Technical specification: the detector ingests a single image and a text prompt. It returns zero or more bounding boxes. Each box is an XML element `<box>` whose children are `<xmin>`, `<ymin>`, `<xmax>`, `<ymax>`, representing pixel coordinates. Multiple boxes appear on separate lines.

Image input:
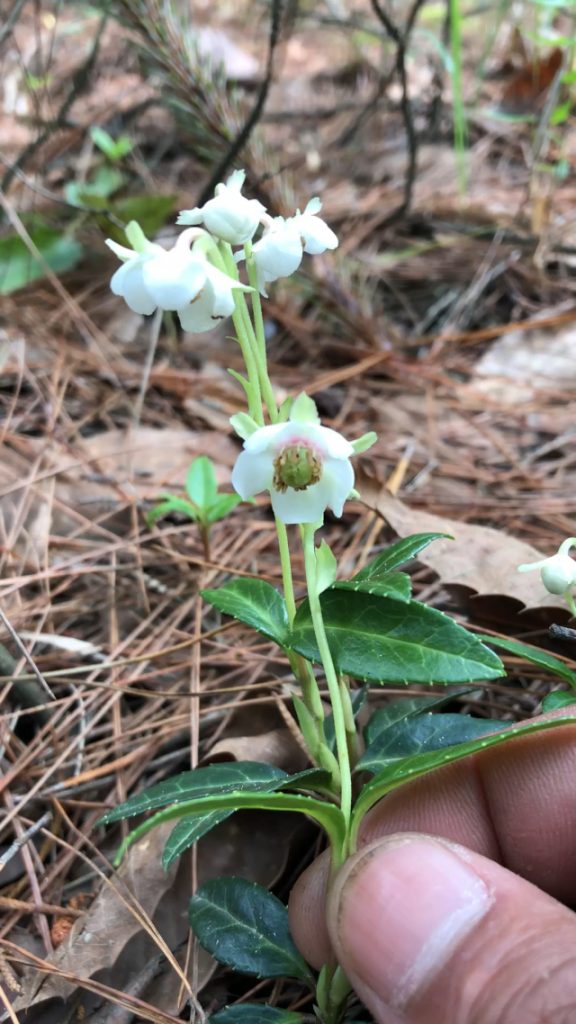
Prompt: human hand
<box><xmin>289</xmin><ymin>713</ymin><xmax>576</xmax><ymax>1023</ymax></box>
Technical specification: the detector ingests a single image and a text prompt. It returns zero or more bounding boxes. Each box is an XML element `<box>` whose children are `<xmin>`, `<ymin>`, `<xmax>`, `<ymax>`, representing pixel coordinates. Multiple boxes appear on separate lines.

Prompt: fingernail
<box><xmin>331</xmin><ymin>835</ymin><xmax>492</xmax><ymax>1014</ymax></box>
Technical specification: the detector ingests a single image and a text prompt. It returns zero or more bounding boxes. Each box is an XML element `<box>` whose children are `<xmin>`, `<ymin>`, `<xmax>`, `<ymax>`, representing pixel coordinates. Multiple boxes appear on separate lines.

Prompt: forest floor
<box><xmin>1</xmin><ymin>1</ymin><xmax>576</xmax><ymax>1021</ymax></box>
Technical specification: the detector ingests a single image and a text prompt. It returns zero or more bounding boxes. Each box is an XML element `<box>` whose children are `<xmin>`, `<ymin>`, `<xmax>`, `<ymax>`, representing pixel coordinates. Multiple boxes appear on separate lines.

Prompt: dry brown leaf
<box><xmin>358</xmin><ymin>477</ymin><xmax>565</xmax><ymax>609</ymax></box>
<box><xmin>210</xmin><ymin>727</ymin><xmax>308</xmax><ymax>772</ymax></box>
<box><xmin>474</xmin><ymin>324</ymin><xmax>576</xmax><ymax>391</ymax></box>
<box><xmin>16</xmin><ymin>809</ymin><xmax>302</xmax><ymax>1018</ymax></box>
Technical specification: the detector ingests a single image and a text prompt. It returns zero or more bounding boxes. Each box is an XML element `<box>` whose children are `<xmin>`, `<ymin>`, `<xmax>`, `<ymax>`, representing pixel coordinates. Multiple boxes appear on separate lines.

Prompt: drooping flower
<box><xmin>177</xmin><ymin>170</ymin><xmax>266</xmax><ymax>245</ymax></box>
<box><xmin>518</xmin><ymin>538</ymin><xmax>576</xmax><ymax>595</ymax></box>
<box><xmin>107</xmin><ymin>225</ymin><xmax>209</xmax><ymax>314</ymax></box>
<box><xmin>231</xmin><ymin>393</ymin><xmax>373</xmax><ymax>525</ymax></box>
<box><xmin>249</xmin><ymin>217</ymin><xmax>304</xmax><ymax>296</ymax></box>
<box><xmin>106</xmin><ymin>223</ymin><xmax>247</xmax><ymax>328</ymax></box>
<box><xmin>178</xmin><ymin>263</ymin><xmax>250</xmax><ymax>334</ymax></box>
<box><xmin>289</xmin><ymin>197</ymin><xmax>339</xmax><ymax>255</ymax></box>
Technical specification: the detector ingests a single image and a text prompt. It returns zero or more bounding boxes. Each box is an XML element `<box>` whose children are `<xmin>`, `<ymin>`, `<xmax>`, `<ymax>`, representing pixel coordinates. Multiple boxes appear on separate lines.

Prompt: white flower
<box><xmin>107</xmin><ymin>230</ymin><xmax>208</xmax><ymax>314</ymax></box>
<box><xmin>518</xmin><ymin>538</ymin><xmax>576</xmax><ymax>595</ymax></box>
<box><xmin>289</xmin><ymin>197</ymin><xmax>339</xmax><ymax>255</ymax></box>
<box><xmin>250</xmin><ymin>217</ymin><xmax>304</xmax><ymax>296</ymax></box>
<box><xmin>178</xmin><ymin>263</ymin><xmax>250</xmax><ymax>334</ymax></box>
<box><xmin>177</xmin><ymin>169</ymin><xmax>265</xmax><ymax>245</ymax></box>
<box><xmin>231</xmin><ymin>393</ymin><xmax>357</xmax><ymax>525</ymax></box>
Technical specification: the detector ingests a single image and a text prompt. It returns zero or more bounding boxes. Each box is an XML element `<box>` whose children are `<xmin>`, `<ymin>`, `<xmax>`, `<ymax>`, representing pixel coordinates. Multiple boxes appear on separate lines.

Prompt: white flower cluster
<box><xmin>106</xmin><ymin>170</ymin><xmax>338</xmax><ymax>333</ymax></box>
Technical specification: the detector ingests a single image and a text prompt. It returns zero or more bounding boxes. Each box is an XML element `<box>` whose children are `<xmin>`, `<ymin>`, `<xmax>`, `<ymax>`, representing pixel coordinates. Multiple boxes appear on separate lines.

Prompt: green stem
<box><xmin>339</xmin><ymin>675</ymin><xmax>359</xmax><ymax>770</ymax></box>
<box><xmin>302</xmin><ymin>525</ymin><xmax>352</xmax><ymax>853</ymax></box>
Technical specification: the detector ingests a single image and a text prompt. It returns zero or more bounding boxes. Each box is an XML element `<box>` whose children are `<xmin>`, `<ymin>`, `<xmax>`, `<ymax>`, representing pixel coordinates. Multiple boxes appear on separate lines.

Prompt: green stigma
<box><xmin>273</xmin><ymin>445</ymin><xmax>322</xmax><ymax>492</ymax></box>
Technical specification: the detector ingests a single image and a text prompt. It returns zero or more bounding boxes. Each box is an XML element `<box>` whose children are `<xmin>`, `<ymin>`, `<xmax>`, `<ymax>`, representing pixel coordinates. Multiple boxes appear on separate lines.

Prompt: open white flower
<box><xmin>518</xmin><ymin>538</ymin><xmax>576</xmax><ymax>595</ymax></box>
<box><xmin>177</xmin><ymin>169</ymin><xmax>266</xmax><ymax>245</ymax></box>
<box><xmin>231</xmin><ymin>394</ymin><xmax>361</xmax><ymax>525</ymax></box>
<box><xmin>289</xmin><ymin>197</ymin><xmax>339</xmax><ymax>255</ymax></box>
<box><xmin>249</xmin><ymin>217</ymin><xmax>304</xmax><ymax>296</ymax></box>
<box><xmin>107</xmin><ymin>227</ymin><xmax>210</xmax><ymax>314</ymax></box>
<box><xmin>178</xmin><ymin>263</ymin><xmax>250</xmax><ymax>334</ymax></box>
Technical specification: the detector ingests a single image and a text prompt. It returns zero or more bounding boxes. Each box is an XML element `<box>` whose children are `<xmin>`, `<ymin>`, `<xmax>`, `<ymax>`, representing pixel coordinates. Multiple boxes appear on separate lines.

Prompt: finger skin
<box><xmin>327</xmin><ymin>835</ymin><xmax>576</xmax><ymax>1024</ymax></box>
<box><xmin>288</xmin><ymin>718</ymin><xmax>576</xmax><ymax>968</ymax></box>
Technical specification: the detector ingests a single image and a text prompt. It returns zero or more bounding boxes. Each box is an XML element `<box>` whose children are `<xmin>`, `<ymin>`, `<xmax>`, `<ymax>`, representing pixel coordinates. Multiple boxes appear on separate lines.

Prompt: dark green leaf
<box><xmin>186</xmin><ymin>456</ymin><xmax>218</xmax><ymax>509</ymax></box>
<box><xmin>202</xmin><ymin>579</ymin><xmax>289</xmax><ymax>645</ymax></box>
<box><xmin>211</xmin><ymin>1006</ymin><xmax>302</xmax><ymax>1023</ymax></box>
<box><xmin>189</xmin><ymin>877</ymin><xmax>312</xmax><ymax>981</ymax></box>
<box><xmin>354</xmin><ymin>533</ymin><xmax>450</xmax><ymax>579</ymax></box>
<box><xmin>206</xmin><ymin>494</ymin><xmax>244</xmax><ymax>523</ymax></box>
<box><xmin>485</xmin><ymin>635</ymin><xmax>576</xmax><ymax>688</ymax></box>
<box><xmin>0</xmin><ymin>228</ymin><xmax>84</xmax><ymax>294</ymax></box>
<box><xmin>146</xmin><ymin>496</ymin><xmax>198</xmax><ymax>526</ymax></box>
<box><xmin>163</xmin><ymin>811</ymin><xmax>231</xmax><ymax>867</ymax></box>
<box><xmin>112</xmin><ymin>791</ymin><xmax>346</xmax><ymax>865</ymax></box>
<box><xmin>363</xmin><ymin>689</ymin><xmax>473</xmax><ymax>746</ymax></box>
<box><xmin>99</xmin><ymin>762</ymin><xmax>289</xmax><ymax>824</ymax></box>
<box><xmin>351</xmin><ymin>715</ymin><xmax>576</xmax><ymax>843</ymax></box>
<box><xmin>358</xmin><ymin>713</ymin><xmax>504</xmax><ymax>773</ymax></box>
<box><xmin>290</xmin><ymin>591</ymin><xmax>504</xmax><ymax>685</ymax></box>
<box><xmin>332</xmin><ymin>571</ymin><xmax>411</xmax><ymax>602</ymax></box>
<box><xmin>542</xmin><ymin>691</ymin><xmax>576</xmax><ymax>711</ymax></box>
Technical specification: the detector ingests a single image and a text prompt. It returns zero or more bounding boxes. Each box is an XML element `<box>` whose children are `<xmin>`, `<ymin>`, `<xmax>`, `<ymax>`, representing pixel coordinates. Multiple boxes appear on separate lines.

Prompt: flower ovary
<box><xmin>273</xmin><ymin>445</ymin><xmax>322</xmax><ymax>492</ymax></box>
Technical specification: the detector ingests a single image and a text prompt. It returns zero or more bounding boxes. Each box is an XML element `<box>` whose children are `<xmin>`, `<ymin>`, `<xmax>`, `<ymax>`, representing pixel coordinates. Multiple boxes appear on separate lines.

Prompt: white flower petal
<box><xmin>243</xmin><ymin>423</ymin><xmax>288</xmax><ymax>454</ymax></box>
<box><xmin>176</xmin><ymin>208</ymin><xmax>204</xmax><ymax>226</ymax></box>
<box><xmin>111</xmin><ymin>261</ymin><xmax>157</xmax><ymax>315</ymax></box>
<box><xmin>271</xmin><ymin>478</ymin><xmax>332</xmax><ymax>525</ymax></box>
<box><xmin>252</xmin><ymin>225</ymin><xmax>303</xmax><ymax>296</ymax></box>
<box><xmin>315</xmin><ymin>425</ymin><xmax>355</xmax><ymax>458</ymax></box>
<box><xmin>142</xmin><ymin>249</ymin><xmax>206</xmax><ymax>311</ymax></box>
<box><xmin>231</xmin><ymin>450</ymin><xmax>273</xmax><ymax>499</ymax></box>
<box><xmin>322</xmin><ymin>458</ymin><xmax>355</xmax><ymax>517</ymax></box>
<box><xmin>293</xmin><ymin>213</ymin><xmax>339</xmax><ymax>254</ymax></box>
<box><xmin>106</xmin><ymin>239</ymin><xmax>136</xmax><ymax>261</ymax></box>
<box><xmin>178</xmin><ymin>290</ymin><xmax>222</xmax><ymax>333</ymax></box>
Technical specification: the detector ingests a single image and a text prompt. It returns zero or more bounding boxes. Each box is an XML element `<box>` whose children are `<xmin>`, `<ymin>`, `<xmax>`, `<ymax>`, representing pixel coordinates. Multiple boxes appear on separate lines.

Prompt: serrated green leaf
<box><xmin>206</xmin><ymin>494</ymin><xmax>243</xmax><ymax>523</ymax></box>
<box><xmin>485</xmin><ymin>635</ymin><xmax>576</xmax><ymax>688</ymax></box>
<box><xmin>163</xmin><ymin>811</ymin><xmax>231</xmax><ymax>867</ymax></box>
<box><xmin>189</xmin><ymin>877</ymin><xmax>313</xmax><ymax>981</ymax></box>
<box><xmin>146</xmin><ymin>496</ymin><xmax>198</xmax><ymax>526</ymax></box>
<box><xmin>99</xmin><ymin>762</ymin><xmax>289</xmax><ymax>825</ymax></box>
<box><xmin>351</xmin><ymin>715</ymin><xmax>576</xmax><ymax>844</ymax></box>
<box><xmin>0</xmin><ymin>228</ymin><xmax>84</xmax><ymax>294</ymax></box>
<box><xmin>354</xmin><ymin>533</ymin><xmax>450</xmax><ymax>579</ymax></box>
<box><xmin>289</xmin><ymin>591</ymin><xmax>504</xmax><ymax>685</ymax></box>
<box><xmin>332</xmin><ymin>571</ymin><xmax>411</xmax><ymax>602</ymax></box>
<box><xmin>186</xmin><ymin>456</ymin><xmax>218</xmax><ymax>509</ymax></box>
<box><xmin>363</xmin><ymin>689</ymin><xmax>473</xmax><ymax>746</ymax></box>
<box><xmin>358</xmin><ymin>712</ymin><xmax>504</xmax><ymax>773</ymax></box>
<box><xmin>542</xmin><ymin>691</ymin><xmax>576</xmax><ymax>711</ymax></box>
<box><xmin>202</xmin><ymin>579</ymin><xmax>289</xmax><ymax>645</ymax></box>
<box><xmin>211</xmin><ymin>1005</ymin><xmax>303</xmax><ymax>1023</ymax></box>
<box><xmin>111</xmin><ymin>791</ymin><xmax>346</xmax><ymax>865</ymax></box>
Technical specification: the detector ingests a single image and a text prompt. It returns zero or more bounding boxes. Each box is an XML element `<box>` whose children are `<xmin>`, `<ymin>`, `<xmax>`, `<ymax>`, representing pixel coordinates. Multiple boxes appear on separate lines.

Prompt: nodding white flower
<box><xmin>178</xmin><ymin>263</ymin><xmax>250</xmax><ymax>334</ymax></box>
<box><xmin>249</xmin><ymin>217</ymin><xmax>304</xmax><ymax>296</ymax></box>
<box><xmin>232</xmin><ymin>393</ymin><xmax>364</xmax><ymax>525</ymax></box>
<box><xmin>518</xmin><ymin>538</ymin><xmax>576</xmax><ymax>595</ymax></box>
<box><xmin>107</xmin><ymin>223</ymin><xmax>246</xmax><ymax>325</ymax></box>
<box><xmin>107</xmin><ymin>227</ymin><xmax>210</xmax><ymax>314</ymax></box>
<box><xmin>289</xmin><ymin>197</ymin><xmax>339</xmax><ymax>255</ymax></box>
<box><xmin>177</xmin><ymin>169</ymin><xmax>266</xmax><ymax>245</ymax></box>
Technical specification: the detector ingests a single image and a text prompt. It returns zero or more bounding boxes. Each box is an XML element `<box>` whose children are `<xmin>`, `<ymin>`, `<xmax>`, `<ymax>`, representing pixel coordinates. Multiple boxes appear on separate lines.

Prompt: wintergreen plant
<box><xmin>100</xmin><ymin>171</ymin><xmax>576</xmax><ymax>1024</ymax></box>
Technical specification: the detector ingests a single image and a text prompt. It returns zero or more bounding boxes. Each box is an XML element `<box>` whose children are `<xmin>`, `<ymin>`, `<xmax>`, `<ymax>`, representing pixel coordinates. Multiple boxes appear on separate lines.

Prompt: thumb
<box><xmin>327</xmin><ymin>834</ymin><xmax>576</xmax><ymax>1024</ymax></box>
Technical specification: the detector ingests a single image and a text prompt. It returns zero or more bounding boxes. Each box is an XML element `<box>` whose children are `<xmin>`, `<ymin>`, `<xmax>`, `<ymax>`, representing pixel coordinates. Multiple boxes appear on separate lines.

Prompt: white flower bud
<box><xmin>177</xmin><ymin>170</ymin><xmax>266</xmax><ymax>245</ymax></box>
<box><xmin>518</xmin><ymin>538</ymin><xmax>576</xmax><ymax>595</ymax></box>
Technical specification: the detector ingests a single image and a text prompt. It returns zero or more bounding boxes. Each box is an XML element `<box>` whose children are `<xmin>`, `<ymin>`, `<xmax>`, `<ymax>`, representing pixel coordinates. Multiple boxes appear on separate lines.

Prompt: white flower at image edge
<box><xmin>177</xmin><ymin>169</ymin><xmax>266</xmax><ymax>245</ymax></box>
<box><xmin>231</xmin><ymin>397</ymin><xmax>355</xmax><ymax>525</ymax></box>
<box><xmin>518</xmin><ymin>537</ymin><xmax>576</xmax><ymax>595</ymax></box>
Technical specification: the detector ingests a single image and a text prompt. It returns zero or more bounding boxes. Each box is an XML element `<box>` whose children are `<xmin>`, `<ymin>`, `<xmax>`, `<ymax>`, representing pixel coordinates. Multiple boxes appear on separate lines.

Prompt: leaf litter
<box><xmin>2</xmin><ymin>0</ymin><xmax>576</xmax><ymax>1019</ymax></box>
